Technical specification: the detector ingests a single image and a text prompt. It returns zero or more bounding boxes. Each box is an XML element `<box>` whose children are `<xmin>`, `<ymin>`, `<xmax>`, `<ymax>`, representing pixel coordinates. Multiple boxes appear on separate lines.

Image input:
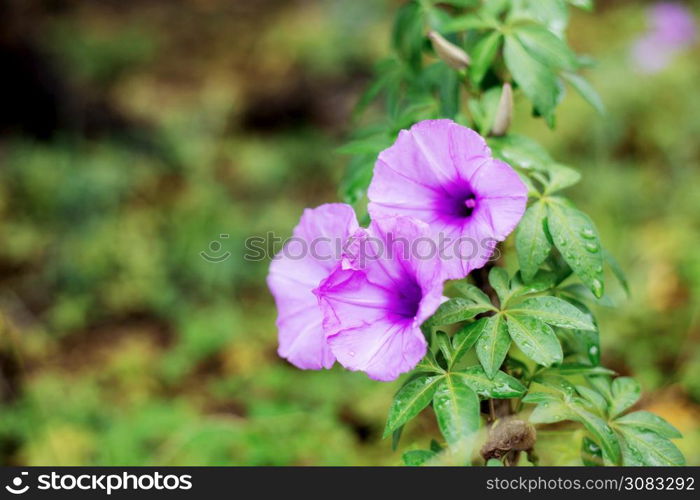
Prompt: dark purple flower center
<box><xmin>434</xmin><ymin>185</ymin><xmax>479</xmax><ymax>220</ymax></box>
<box><xmin>390</xmin><ymin>278</ymin><xmax>423</xmax><ymax>320</ymax></box>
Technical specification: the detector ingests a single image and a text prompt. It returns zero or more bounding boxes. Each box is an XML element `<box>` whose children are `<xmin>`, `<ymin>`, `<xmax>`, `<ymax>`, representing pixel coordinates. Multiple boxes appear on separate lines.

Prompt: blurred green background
<box><xmin>0</xmin><ymin>0</ymin><xmax>698</xmax><ymax>465</ymax></box>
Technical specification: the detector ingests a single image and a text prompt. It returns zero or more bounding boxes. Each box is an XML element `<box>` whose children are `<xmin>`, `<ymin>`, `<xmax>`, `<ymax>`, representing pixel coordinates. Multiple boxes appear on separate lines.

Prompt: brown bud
<box><xmin>491</xmin><ymin>83</ymin><xmax>513</xmax><ymax>137</ymax></box>
<box><xmin>428</xmin><ymin>31</ymin><xmax>470</xmax><ymax>70</ymax></box>
<box><xmin>480</xmin><ymin>417</ymin><xmax>537</xmax><ymax>461</ymax></box>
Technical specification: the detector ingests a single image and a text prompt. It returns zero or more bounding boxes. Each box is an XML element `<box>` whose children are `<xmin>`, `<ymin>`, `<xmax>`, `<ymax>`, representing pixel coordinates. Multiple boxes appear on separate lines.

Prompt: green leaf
<box><xmin>534</xmin><ymin>373</ymin><xmax>576</xmax><ymax>395</ymax></box>
<box><xmin>433</xmin><ymin>374</ymin><xmax>481</xmax><ymax>446</ymax></box>
<box><xmin>392</xmin><ymin>426</ymin><xmax>404</xmax><ymax>451</ymax></box>
<box><xmin>442</xmin><ymin>14</ymin><xmax>495</xmax><ymax>34</ymax></box>
<box><xmin>504</xmin><ymin>34</ymin><xmax>559</xmax><ymax>124</ymax></box>
<box><xmin>610</xmin><ymin>377</ymin><xmax>641</xmax><ymax>418</ymax></box>
<box><xmin>544</xmin><ymin>163</ymin><xmax>581</xmax><ymax>193</ymax></box>
<box><xmin>509</xmin><ymin>296</ymin><xmax>596</xmax><ymax>330</ymax></box>
<box><xmin>506</xmin><ymin>313</ymin><xmax>563</xmax><ymax>366</ymax></box>
<box><xmin>415</xmin><ymin>350</ymin><xmax>445</xmax><ymax>374</ymax></box>
<box><xmin>581</xmin><ymin>436</ymin><xmax>604</xmax><ymax>466</ymax></box>
<box><xmin>575</xmin><ymin>385</ymin><xmax>609</xmax><ymax>416</ymax></box>
<box><xmin>555</xmin><ymin>363</ymin><xmax>615</xmax><ymax>376</ymax></box>
<box><xmin>522</xmin><ymin>391</ymin><xmax>561</xmax><ymax>404</ymax></box>
<box><xmin>514</xmin><ymin>23</ymin><xmax>578</xmax><ymax>71</ymax></box>
<box><xmin>569</xmin><ymin>405</ymin><xmax>621</xmax><ymax>465</ymax></box>
<box><xmin>488</xmin><ymin>134</ymin><xmax>553</xmax><ymax>170</ymax></box>
<box><xmin>616</xmin><ymin>427</ymin><xmax>685</xmax><ymax>466</ymax></box>
<box><xmin>435</xmin><ymin>330</ymin><xmax>454</xmax><ymax>367</ymax></box>
<box><xmin>568</xmin><ymin>0</ymin><xmax>593</xmax><ymax>11</ymax></box>
<box><xmin>383</xmin><ymin>375</ymin><xmax>443</xmax><ymax>437</ymax></box>
<box><xmin>614</xmin><ymin>411</ymin><xmax>682</xmax><ymax>439</ymax></box>
<box><xmin>510</xmin><ymin>270</ymin><xmax>557</xmax><ymax>298</ymax></box>
<box><xmin>486</xmin><ymin>458</ymin><xmax>504</xmax><ymax>466</ymax></box>
<box><xmin>488</xmin><ymin>267</ymin><xmax>510</xmax><ymax>305</ymax></box>
<box><xmin>546</xmin><ymin>199</ymin><xmax>605</xmax><ymax>298</ymax></box>
<box><xmin>529</xmin><ymin>399</ymin><xmax>575</xmax><ymax>424</ymax></box>
<box><xmin>515</xmin><ymin>202</ymin><xmax>552</xmax><ymax>282</ymax></box>
<box><xmin>603</xmin><ymin>249</ymin><xmax>630</xmax><ymax>296</ymax></box>
<box><xmin>455</xmin><ymin>366</ymin><xmax>527</xmax><ymax>398</ymax></box>
<box><xmin>453</xmin><ymin>282</ymin><xmax>493</xmax><ymax>306</ymax></box>
<box><xmin>392</xmin><ymin>1</ymin><xmax>426</xmax><ymax>70</ymax></box>
<box><xmin>470</xmin><ymin>31</ymin><xmax>503</xmax><ymax>85</ymax></box>
<box><xmin>402</xmin><ymin>449</ymin><xmax>436</xmax><ymax>466</ymax></box>
<box><xmin>476</xmin><ymin>314</ymin><xmax>511</xmax><ymax>379</ymax></box>
<box><xmin>562</xmin><ymin>72</ymin><xmax>605</xmax><ymax>115</ymax></box>
<box><xmin>451</xmin><ymin>318</ymin><xmax>488</xmax><ymax>366</ymax></box>
<box><xmin>427</xmin><ymin>298</ymin><xmax>494</xmax><ymax>326</ymax></box>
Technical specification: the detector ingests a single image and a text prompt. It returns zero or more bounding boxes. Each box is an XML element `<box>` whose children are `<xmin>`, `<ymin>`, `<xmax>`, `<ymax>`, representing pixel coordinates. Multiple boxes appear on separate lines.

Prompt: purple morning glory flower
<box><xmin>367</xmin><ymin>119</ymin><xmax>527</xmax><ymax>280</ymax></box>
<box><xmin>317</xmin><ymin>216</ymin><xmax>445</xmax><ymax>381</ymax></box>
<box><xmin>632</xmin><ymin>2</ymin><xmax>696</xmax><ymax>73</ymax></box>
<box><xmin>267</xmin><ymin>203</ymin><xmax>359</xmax><ymax>370</ymax></box>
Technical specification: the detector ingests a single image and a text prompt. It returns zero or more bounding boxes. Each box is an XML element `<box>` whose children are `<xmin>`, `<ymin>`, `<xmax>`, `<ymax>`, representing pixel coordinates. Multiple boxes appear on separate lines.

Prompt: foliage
<box><xmin>340</xmin><ymin>0</ymin><xmax>685</xmax><ymax>466</ymax></box>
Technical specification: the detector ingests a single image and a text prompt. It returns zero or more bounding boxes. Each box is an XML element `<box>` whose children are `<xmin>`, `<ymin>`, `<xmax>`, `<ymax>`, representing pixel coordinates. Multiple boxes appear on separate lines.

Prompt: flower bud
<box><xmin>428</xmin><ymin>30</ymin><xmax>470</xmax><ymax>70</ymax></box>
<box><xmin>491</xmin><ymin>83</ymin><xmax>513</xmax><ymax>137</ymax></box>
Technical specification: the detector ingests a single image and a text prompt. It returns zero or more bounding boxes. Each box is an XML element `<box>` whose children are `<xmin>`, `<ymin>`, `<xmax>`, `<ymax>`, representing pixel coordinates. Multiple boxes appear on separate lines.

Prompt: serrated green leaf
<box><xmin>383</xmin><ymin>375</ymin><xmax>443</xmax><ymax>437</ymax></box>
<box><xmin>610</xmin><ymin>377</ymin><xmax>641</xmax><ymax>418</ymax></box>
<box><xmin>433</xmin><ymin>374</ymin><xmax>481</xmax><ymax>446</ymax></box>
<box><xmin>451</xmin><ymin>318</ymin><xmax>488</xmax><ymax>367</ymax></box>
<box><xmin>614</xmin><ymin>411</ymin><xmax>682</xmax><ymax>439</ymax></box>
<box><xmin>562</xmin><ymin>72</ymin><xmax>605</xmax><ymax>115</ymax></box>
<box><xmin>488</xmin><ymin>267</ymin><xmax>510</xmax><ymax>304</ymax></box>
<box><xmin>402</xmin><ymin>449</ymin><xmax>436</xmax><ymax>466</ymax></box>
<box><xmin>616</xmin><ymin>427</ymin><xmax>685</xmax><ymax>466</ymax></box>
<box><xmin>509</xmin><ymin>296</ymin><xmax>595</xmax><ymax>330</ymax></box>
<box><xmin>506</xmin><ymin>313</ymin><xmax>563</xmax><ymax>366</ymax></box>
<box><xmin>427</xmin><ymin>298</ymin><xmax>494</xmax><ymax>326</ymax></box>
<box><xmin>504</xmin><ymin>34</ymin><xmax>559</xmax><ymax>124</ymax></box>
<box><xmin>476</xmin><ymin>314</ymin><xmax>511</xmax><ymax>379</ymax></box>
<box><xmin>470</xmin><ymin>31</ymin><xmax>503</xmax><ymax>85</ymax></box>
<box><xmin>455</xmin><ymin>366</ymin><xmax>527</xmax><ymax>398</ymax></box>
<box><xmin>546</xmin><ymin>199</ymin><xmax>605</xmax><ymax>298</ymax></box>
<box><xmin>515</xmin><ymin>202</ymin><xmax>552</xmax><ymax>282</ymax></box>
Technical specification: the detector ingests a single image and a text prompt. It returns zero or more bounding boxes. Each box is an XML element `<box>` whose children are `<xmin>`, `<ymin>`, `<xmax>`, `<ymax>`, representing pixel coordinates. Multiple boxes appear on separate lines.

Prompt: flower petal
<box><xmin>267</xmin><ymin>203</ymin><xmax>359</xmax><ymax>370</ymax></box>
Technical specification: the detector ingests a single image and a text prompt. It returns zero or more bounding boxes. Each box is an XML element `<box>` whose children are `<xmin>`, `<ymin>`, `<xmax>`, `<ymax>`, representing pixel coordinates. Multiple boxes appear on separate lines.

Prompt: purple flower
<box><xmin>649</xmin><ymin>2</ymin><xmax>696</xmax><ymax>47</ymax></box>
<box><xmin>267</xmin><ymin>203</ymin><xmax>359</xmax><ymax>370</ymax></box>
<box><xmin>367</xmin><ymin>119</ymin><xmax>527</xmax><ymax>280</ymax></box>
<box><xmin>317</xmin><ymin>216</ymin><xmax>446</xmax><ymax>381</ymax></box>
<box><xmin>632</xmin><ymin>2</ymin><xmax>696</xmax><ymax>73</ymax></box>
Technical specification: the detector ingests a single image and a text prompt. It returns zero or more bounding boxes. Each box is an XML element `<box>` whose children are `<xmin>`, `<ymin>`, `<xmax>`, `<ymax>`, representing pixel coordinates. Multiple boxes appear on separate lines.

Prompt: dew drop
<box><xmin>585</xmin><ymin>242</ymin><xmax>599</xmax><ymax>253</ymax></box>
<box><xmin>581</xmin><ymin>228</ymin><xmax>596</xmax><ymax>240</ymax></box>
<box><xmin>591</xmin><ymin>279</ymin><xmax>604</xmax><ymax>298</ymax></box>
<box><xmin>589</xmin><ymin>346</ymin><xmax>598</xmax><ymax>356</ymax></box>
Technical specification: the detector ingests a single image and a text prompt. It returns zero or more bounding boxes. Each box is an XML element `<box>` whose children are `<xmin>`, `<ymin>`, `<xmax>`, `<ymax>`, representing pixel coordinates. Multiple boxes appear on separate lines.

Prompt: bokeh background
<box><xmin>0</xmin><ymin>0</ymin><xmax>698</xmax><ymax>465</ymax></box>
